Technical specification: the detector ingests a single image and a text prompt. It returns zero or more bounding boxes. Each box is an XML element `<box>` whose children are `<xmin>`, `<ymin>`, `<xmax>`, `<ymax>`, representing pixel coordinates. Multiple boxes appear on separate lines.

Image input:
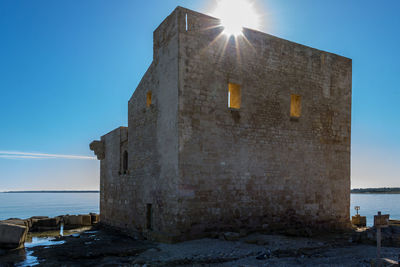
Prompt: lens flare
<box><xmin>211</xmin><ymin>0</ymin><xmax>260</xmax><ymax>36</ymax></box>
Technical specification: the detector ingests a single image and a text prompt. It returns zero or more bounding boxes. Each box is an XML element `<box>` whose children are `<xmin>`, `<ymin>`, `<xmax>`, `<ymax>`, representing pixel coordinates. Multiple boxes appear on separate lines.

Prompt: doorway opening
<box><xmin>146</xmin><ymin>203</ymin><xmax>153</xmax><ymax>230</ymax></box>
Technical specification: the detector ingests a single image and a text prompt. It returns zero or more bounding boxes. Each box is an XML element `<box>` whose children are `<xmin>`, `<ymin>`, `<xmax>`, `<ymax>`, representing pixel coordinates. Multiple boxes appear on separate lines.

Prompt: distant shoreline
<box><xmin>2</xmin><ymin>189</ymin><xmax>399</xmax><ymax>194</ymax></box>
<box><xmin>351</xmin><ymin>188</ymin><xmax>400</xmax><ymax>194</ymax></box>
<box><xmin>1</xmin><ymin>190</ymin><xmax>99</xmax><ymax>193</ymax></box>
<box><xmin>352</xmin><ymin>192</ymin><xmax>400</xmax><ymax>194</ymax></box>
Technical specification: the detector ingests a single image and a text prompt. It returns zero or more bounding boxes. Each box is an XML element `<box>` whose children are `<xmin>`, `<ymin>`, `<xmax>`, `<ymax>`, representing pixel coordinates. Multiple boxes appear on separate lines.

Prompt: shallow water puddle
<box><xmin>15</xmin><ymin>250</ymin><xmax>38</xmax><ymax>267</ymax></box>
<box><xmin>15</xmin><ymin>237</ymin><xmax>66</xmax><ymax>267</ymax></box>
<box><xmin>26</xmin><ymin>236</ymin><xmax>66</xmax><ymax>247</ymax></box>
<box><xmin>13</xmin><ymin>225</ymin><xmax>67</xmax><ymax>266</ymax></box>
<box><xmin>2</xmin><ymin>225</ymin><xmax>93</xmax><ymax>266</ymax></box>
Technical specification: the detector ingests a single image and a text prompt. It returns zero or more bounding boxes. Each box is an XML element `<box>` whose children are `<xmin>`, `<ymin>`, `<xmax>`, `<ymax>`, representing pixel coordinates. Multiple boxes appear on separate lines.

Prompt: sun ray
<box><xmin>240</xmin><ymin>31</ymin><xmax>256</xmax><ymax>52</ymax></box>
<box><xmin>217</xmin><ymin>35</ymin><xmax>231</xmax><ymax>63</ymax></box>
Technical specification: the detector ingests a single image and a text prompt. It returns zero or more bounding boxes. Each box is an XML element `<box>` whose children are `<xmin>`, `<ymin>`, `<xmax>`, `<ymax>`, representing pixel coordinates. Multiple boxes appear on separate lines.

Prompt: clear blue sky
<box><xmin>0</xmin><ymin>0</ymin><xmax>399</xmax><ymax>191</ymax></box>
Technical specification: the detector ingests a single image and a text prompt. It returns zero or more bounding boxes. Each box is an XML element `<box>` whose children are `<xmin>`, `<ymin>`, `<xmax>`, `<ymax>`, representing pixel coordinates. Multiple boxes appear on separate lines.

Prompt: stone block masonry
<box><xmin>91</xmin><ymin>6</ymin><xmax>352</xmax><ymax>242</ymax></box>
<box><xmin>0</xmin><ymin>223</ymin><xmax>28</xmax><ymax>249</ymax></box>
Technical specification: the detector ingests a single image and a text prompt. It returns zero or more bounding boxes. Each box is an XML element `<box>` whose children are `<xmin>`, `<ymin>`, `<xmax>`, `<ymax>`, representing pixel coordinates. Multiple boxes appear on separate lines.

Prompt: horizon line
<box><xmin>2</xmin><ymin>187</ymin><xmax>400</xmax><ymax>193</ymax></box>
<box><xmin>1</xmin><ymin>190</ymin><xmax>100</xmax><ymax>193</ymax></box>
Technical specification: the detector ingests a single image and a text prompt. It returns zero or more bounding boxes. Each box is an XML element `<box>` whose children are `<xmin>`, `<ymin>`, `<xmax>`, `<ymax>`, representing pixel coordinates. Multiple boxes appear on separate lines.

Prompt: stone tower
<box><xmin>91</xmin><ymin>6</ymin><xmax>352</xmax><ymax>242</ymax></box>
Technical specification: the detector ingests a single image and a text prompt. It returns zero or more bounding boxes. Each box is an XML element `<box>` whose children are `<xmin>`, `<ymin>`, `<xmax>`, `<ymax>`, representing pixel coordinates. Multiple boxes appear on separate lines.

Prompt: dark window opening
<box><xmin>123</xmin><ymin>150</ymin><xmax>128</xmax><ymax>174</ymax></box>
<box><xmin>146</xmin><ymin>204</ymin><xmax>153</xmax><ymax>230</ymax></box>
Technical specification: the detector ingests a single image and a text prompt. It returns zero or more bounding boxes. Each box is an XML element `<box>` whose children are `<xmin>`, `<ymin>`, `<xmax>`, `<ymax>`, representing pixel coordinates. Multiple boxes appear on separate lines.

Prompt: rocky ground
<box><xmin>1</xmin><ymin>226</ymin><xmax>400</xmax><ymax>266</ymax></box>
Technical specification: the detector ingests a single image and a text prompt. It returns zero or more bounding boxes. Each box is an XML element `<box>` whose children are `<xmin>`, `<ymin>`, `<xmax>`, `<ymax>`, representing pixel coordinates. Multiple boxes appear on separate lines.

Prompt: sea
<box><xmin>0</xmin><ymin>192</ymin><xmax>398</xmax><ymax>226</ymax></box>
<box><xmin>0</xmin><ymin>192</ymin><xmax>99</xmax><ymax>220</ymax></box>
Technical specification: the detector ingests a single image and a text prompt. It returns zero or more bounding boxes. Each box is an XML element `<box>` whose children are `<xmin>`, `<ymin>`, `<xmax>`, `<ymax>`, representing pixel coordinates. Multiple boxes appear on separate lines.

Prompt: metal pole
<box><xmin>377</xmin><ymin>226</ymin><xmax>381</xmax><ymax>260</ymax></box>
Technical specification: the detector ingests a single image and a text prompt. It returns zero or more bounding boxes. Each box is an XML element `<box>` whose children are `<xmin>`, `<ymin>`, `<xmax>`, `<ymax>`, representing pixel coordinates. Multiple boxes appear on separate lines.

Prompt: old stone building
<box><xmin>90</xmin><ymin>6</ymin><xmax>352</xmax><ymax>242</ymax></box>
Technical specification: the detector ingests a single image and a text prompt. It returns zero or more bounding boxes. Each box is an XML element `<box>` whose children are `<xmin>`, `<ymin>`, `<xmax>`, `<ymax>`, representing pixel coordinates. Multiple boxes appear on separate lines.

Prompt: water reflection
<box><xmin>1</xmin><ymin>224</ymin><xmax>67</xmax><ymax>267</ymax></box>
<box><xmin>0</xmin><ymin>248</ymin><xmax>30</xmax><ymax>267</ymax></box>
<box><xmin>15</xmin><ymin>236</ymin><xmax>66</xmax><ymax>266</ymax></box>
<box><xmin>16</xmin><ymin>250</ymin><xmax>38</xmax><ymax>267</ymax></box>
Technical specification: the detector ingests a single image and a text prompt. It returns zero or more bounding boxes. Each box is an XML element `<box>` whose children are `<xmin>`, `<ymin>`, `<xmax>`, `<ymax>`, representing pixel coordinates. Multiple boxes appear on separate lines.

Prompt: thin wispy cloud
<box><xmin>0</xmin><ymin>151</ymin><xmax>96</xmax><ymax>160</ymax></box>
<box><xmin>0</xmin><ymin>155</ymin><xmax>43</xmax><ymax>159</ymax></box>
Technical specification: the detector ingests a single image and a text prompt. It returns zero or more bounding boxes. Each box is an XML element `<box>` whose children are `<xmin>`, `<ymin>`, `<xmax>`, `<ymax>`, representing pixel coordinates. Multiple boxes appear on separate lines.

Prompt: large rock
<box><xmin>30</xmin><ymin>216</ymin><xmax>50</xmax><ymax>231</ymax></box>
<box><xmin>64</xmin><ymin>214</ymin><xmax>93</xmax><ymax>227</ymax></box>
<box><xmin>0</xmin><ymin>223</ymin><xmax>28</xmax><ymax>249</ymax></box>
<box><xmin>30</xmin><ymin>216</ymin><xmax>49</xmax><ymax>219</ymax></box>
<box><xmin>32</xmin><ymin>217</ymin><xmax>60</xmax><ymax>231</ymax></box>
<box><xmin>90</xmin><ymin>213</ymin><xmax>100</xmax><ymax>224</ymax></box>
<box><xmin>65</xmin><ymin>215</ymin><xmax>83</xmax><ymax>226</ymax></box>
<box><xmin>81</xmin><ymin>215</ymin><xmax>92</xmax><ymax>226</ymax></box>
<box><xmin>35</xmin><ymin>217</ymin><xmax>60</xmax><ymax>227</ymax></box>
<box><xmin>1</xmin><ymin>219</ymin><xmax>29</xmax><ymax>229</ymax></box>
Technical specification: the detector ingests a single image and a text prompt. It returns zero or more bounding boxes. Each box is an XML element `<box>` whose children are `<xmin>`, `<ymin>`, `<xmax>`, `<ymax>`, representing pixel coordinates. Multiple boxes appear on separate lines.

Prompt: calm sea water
<box><xmin>0</xmin><ymin>192</ymin><xmax>398</xmax><ymax>225</ymax></box>
<box><xmin>350</xmin><ymin>193</ymin><xmax>400</xmax><ymax>226</ymax></box>
<box><xmin>0</xmin><ymin>192</ymin><xmax>99</xmax><ymax>220</ymax></box>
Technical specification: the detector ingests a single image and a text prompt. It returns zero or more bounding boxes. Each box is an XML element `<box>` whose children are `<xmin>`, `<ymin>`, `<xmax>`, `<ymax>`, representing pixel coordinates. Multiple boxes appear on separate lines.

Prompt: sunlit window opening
<box><xmin>290</xmin><ymin>94</ymin><xmax>302</xmax><ymax>118</ymax></box>
<box><xmin>211</xmin><ymin>0</ymin><xmax>260</xmax><ymax>36</ymax></box>
<box><xmin>146</xmin><ymin>91</ymin><xmax>152</xmax><ymax>107</ymax></box>
<box><xmin>228</xmin><ymin>83</ymin><xmax>241</xmax><ymax>109</ymax></box>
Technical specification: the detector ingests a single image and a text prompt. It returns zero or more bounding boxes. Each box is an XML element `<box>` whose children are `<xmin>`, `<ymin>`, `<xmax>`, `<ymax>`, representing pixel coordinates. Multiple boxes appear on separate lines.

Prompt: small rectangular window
<box><xmin>290</xmin><ymin>94</ymin><xmax>301</xmax><ymax>118</ymax></box>
<box><xmin>122</xmin><ymin>151</ymin><xmax>128</xmax><ymax>174</ymax></box>
<box><xmin>146</xmin><ymin>91</ymin><xmax>152</xmax><ymax>107</ymax></box>
<box><xmin>228</xmin><ymin>83</ymin><xmax>241</xmax><ymax>109</ymax></box>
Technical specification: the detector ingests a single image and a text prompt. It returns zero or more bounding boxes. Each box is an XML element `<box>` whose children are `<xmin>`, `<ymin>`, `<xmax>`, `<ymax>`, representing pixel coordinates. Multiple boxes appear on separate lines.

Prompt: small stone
<box><xmin>256</xmin><ymin>253</ymin><xmax>267</xmax><ymax>260</ymax></box>
<box><xmin>370</xmin><ymin>258</ymin><xmax>399</xmax><ymax>267</ymax></box>
<box><xmin>239</xmin><ymin>229</ymin><xmax>248</xmax><ymax>237</ymax></box>
<box><xmin>223</xmin><ymin>232</ymin><xmax>241</xmax><ymax>241</ymax></box>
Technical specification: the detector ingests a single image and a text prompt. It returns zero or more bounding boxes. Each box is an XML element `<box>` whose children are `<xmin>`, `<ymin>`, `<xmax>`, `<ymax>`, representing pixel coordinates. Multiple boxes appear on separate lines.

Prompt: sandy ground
<box><xmin>1</xmin><ymin>227</ymin><xmax>399</xmax><ymax>266</ymax></box>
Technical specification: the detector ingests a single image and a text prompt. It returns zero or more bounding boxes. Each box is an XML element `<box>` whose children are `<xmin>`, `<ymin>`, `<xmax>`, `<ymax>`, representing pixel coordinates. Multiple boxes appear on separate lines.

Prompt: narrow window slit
<box><xmin>290</xmin><ymin>94</ymin><xmax>301</xmax><ymax>118</ymax></box>
<box><xmin>228</xmin><ymin>83</ymin><xmax>241</xmax><ymax>109</ymax></box>
<box><xmin>185</xmin><ymin>13</ymin><xmax>188</xmax><ymax>31</ymax></box>
<box><xmin>122</xmin><ymin>151</ymin><xmax>128</xmax><ymax>174</ymax></box>
<box><xmin>146</xmin><ymin>204</ymin><xmax>153</xmax><ymax>230</ymax></box>
<box><xmin>146</xmin><ymin>91</ymin><xmax>152</xmax><ymax>107</ymax></box>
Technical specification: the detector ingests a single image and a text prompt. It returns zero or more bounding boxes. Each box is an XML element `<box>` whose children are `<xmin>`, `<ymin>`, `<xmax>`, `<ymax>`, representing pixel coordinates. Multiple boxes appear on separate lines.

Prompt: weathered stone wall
<box><xmin>98</xmin><ymin>10</ymin><xmax>181</xmax><ymax>240</ymax></box>
<box><xmin>99</xmin><ymin>127</ymin><xmax>128</xmax><ymax>226</ymax></box>
<box><xmin>175</xmin><ymin>7</ymin><xmax>351</xmax><ymax>236</ymax></box>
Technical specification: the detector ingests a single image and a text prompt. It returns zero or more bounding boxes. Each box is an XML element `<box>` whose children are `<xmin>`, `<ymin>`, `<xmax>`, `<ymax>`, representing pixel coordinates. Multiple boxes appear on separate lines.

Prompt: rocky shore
<box><xmin>0</xmin><ymin>213</ymin><xmax>99</xmax><ymax>250</ymax></box>
<box><xmin>1</xmin><ymin>218</ymin><xmax>400</xmax><ymax>266</ymax></box>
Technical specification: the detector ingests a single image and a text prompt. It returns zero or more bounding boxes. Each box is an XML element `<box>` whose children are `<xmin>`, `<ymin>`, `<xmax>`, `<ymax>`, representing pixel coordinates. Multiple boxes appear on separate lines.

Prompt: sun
<box><xmin>211</xmin><ymin>0</ymin><xmax>260</xmax><ymax>36</ymax></box>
